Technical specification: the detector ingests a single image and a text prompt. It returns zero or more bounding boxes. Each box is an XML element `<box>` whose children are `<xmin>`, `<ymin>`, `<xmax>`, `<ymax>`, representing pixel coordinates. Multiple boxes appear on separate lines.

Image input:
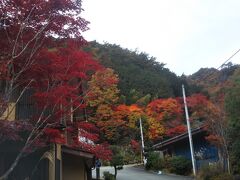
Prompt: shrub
<box><xmin>145</xmin><ymin>153</ymin><xmax>192</xmax><ymax>175</ymax></box>
<box><xmin>212</xmin><ymin>173</ymin><xmax>234</xmax><ymax>180</ymax></box>
<box><xmin>102</xmin><ymin>160</ymin><xmax>110</xmax><ymax>166</ymax></box>
<box><xmin>168</xmin><ymin>156</ymin><xmax>192</xmax><ymax>175</ymax></box>
<box><xmin>145</xmin><ymin>151</ymin><xmax>163</xmax><ymax>170</ymax></box>
<box><xmin>103</xmin><ymin>171</ymin><xmax>115</xmax><ymax>180</ymax></box>
<box><xmin>197</xmin><ymin>164</ymin><xmax>233</xmax><ymax>180</ymax></box>
<box><xmin>197</xmin><ymin>164</ymin><xmax>220</xmax><ymax>180</ymax></box>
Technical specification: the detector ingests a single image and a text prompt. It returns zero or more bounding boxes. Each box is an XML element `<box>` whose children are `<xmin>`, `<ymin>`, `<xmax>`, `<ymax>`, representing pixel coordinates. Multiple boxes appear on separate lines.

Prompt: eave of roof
<box><xmin>62</xmin><ymin>145</ymin><xmax>95</xmax><ymax>159</ymax></box>
<box><xmin>152</xmin><ymin>126</ymin><xmax>206</xmax><ymax>149</ymax></box>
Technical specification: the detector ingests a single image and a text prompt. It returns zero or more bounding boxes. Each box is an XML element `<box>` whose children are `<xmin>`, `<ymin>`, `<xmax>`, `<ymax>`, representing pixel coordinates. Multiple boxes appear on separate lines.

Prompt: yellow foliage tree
<box><xmin>87</xmin><ymin>68</ymin><xmax>119</xmax><ymax>107</ymax></box>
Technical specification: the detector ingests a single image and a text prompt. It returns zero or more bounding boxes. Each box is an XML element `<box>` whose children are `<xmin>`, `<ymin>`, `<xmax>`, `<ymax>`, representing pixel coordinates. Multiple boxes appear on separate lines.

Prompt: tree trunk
<box><xmin>114</xmin><ymin>165</ymin><xmax>117</xmax><ymax>178</ymax></box>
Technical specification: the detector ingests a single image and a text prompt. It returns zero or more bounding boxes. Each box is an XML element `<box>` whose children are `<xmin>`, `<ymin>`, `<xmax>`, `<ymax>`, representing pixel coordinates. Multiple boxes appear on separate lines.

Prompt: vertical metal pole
<box><xmin>182</xmin><ymin>84</ymin><xmax>196</xmax><ymax>176</ymax></box>
<box><xmin>139</xmin><ymin>117</ymin><xmax>146</xmax><ymax>165</ymax></box>
<box><xmin>96</xmin><ymin>167</ymin><xmax>100</xmax><ymax>180</ymax></box>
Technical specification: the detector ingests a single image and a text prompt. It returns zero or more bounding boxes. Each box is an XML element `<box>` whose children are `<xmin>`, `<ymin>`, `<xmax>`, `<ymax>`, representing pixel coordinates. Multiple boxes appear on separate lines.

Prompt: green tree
<box><xmin>225</xmin><ymin>68</ymin><xmax>240</xmax><ymax>174</ymax></box>
<box><xmin>85</xmin><ymin>41</ymin><xmax>201</xmax><ymax>101</ymax></box>
<box><xmin>109</xmin><ymin>145</ymin><xmax>124</xmax><ymax>178</ymax></box>
<box><xmin>136</xmin><ymin>94</ymin><xmax>151</xmax><ymax>107</ymax></box>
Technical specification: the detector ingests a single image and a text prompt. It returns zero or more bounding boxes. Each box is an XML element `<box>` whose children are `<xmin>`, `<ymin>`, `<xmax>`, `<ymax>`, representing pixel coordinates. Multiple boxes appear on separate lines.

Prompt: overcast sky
<box><xmin>81</xmin><ymin>0</ymin><xmax>240</xmax><ymax>75</ymax></box>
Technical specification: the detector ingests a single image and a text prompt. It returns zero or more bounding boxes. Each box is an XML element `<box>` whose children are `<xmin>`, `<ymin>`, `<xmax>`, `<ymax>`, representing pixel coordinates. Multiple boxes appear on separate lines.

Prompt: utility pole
<box><xmin>182</xmin><ymin>84</ymin><xmax>197</xmax><ymax>176</ymax></box>
<box><xmin>139</xmin><ymin>117</ymin><xmax>146</xmax><ymax>165</ymax></box>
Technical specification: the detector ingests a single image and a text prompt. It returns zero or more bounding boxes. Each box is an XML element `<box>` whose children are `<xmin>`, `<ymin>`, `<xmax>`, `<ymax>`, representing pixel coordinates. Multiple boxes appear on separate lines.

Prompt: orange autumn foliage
<box><xmin>146</xmin><ymin>98</ymin><xmax>182</xmax><ymax>122</ymax></box>
<box><xmin>146</xmin><ymin>98</ymin><xmax>184</xmax><ymax>138</ymax></box>
<box><xmin>87</xmin><ymin>68</ymin><xmax>119</xmax><ymax>107</ymax></box>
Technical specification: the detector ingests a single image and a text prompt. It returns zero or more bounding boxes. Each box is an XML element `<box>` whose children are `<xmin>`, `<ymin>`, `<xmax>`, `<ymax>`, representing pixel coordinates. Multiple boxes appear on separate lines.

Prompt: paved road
<box><xmin>92</xmin><ymin>165</ymin><xmax>194</xmax><ymax>180</ymax></box>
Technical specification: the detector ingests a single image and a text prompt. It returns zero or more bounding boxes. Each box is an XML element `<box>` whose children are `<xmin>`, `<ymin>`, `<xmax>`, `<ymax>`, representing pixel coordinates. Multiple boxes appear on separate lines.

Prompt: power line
<box><xmin>193</xmin><ymin>48</ymin><xmax>240</xmax><ymax>84</ymax></box>
<box><xmin>217</xmin><ymin>48</ymin><xmax>240</xmax><ymax>70</ymax></box>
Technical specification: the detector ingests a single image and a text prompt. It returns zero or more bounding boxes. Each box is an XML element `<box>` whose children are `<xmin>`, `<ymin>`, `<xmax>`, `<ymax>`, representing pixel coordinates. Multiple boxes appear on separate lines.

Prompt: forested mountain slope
<box><xmin>84</xmin><ymin>41</ymin><xmax>201</xmax><ymax>104</ymax></box>
<box><xmin>188</xmin><ymin>63</ymin><xmax>240</xmax><ymax>100</ymax></box>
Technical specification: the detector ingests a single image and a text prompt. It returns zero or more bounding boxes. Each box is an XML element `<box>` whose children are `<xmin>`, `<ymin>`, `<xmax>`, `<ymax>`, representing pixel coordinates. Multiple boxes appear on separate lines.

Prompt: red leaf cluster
<box><xmin>166</xmin><ymin>125</ymin><xmax>186</xmax><ymax>137</ymax></box>
<box><xmin>130</xmin><ymin>139</ymin><xmax>140</xmax><ymax>153</ymax></box>
<box><xmin>0</xmin><ymin>0</ymin><xmax>114</xmax><ymax>160</ymax></box>
<box><xmin>146</xmin><ymin>98</ymin><xmax>183</xmax><ymax>122</ymax></box>
<box><xmin>44</xmin><ymin>128</ymin><xmax>66</xmax><ymax>144</ymax></box>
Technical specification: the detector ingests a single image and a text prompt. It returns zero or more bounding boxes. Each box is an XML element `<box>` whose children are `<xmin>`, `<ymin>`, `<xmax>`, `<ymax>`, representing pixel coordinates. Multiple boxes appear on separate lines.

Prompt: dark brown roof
<box><xmin>152</xmin><ymin>126</ymin><xmax>205</xmax><ymax>150</ymax></box>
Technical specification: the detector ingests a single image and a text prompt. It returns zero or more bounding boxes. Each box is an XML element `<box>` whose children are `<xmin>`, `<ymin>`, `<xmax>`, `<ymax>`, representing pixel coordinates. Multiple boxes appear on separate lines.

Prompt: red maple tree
<box><xmin>0</xmin><ymin>0</ymin><xmax>111</xmax><ymax>179</ymax></box>
<box><xmin>146</xmin><ymin>98</ymin><xmax>186</xmax><ymax>138</ymax></box>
